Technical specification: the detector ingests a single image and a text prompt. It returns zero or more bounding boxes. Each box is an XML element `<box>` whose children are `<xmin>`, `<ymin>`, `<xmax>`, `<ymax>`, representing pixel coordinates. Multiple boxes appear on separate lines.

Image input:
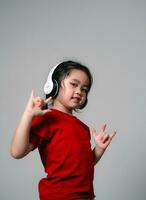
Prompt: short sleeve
<box><xmin>29</xmin><ymin>115</ymin><xmax>46</xmax><ymax>150</ymax></box>
<box><xmin>87</xmin><ymin>127</ymin><xmax>91</xmax><ymax>140</ymax></box>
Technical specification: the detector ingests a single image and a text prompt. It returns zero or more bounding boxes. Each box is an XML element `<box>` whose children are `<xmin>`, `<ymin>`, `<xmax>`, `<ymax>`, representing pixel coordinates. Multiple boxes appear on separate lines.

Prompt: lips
<box><xmin>71</xmin><ymin>97</ymin><xmax>81</xmax><ymax>102</ymax></box>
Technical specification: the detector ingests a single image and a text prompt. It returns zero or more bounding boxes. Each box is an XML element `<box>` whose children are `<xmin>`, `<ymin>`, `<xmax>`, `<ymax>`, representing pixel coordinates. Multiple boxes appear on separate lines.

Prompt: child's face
<box><xmin>55</xmin><ymin>69</ymin><xmax>89</xmax><ymax>112</ymax></box>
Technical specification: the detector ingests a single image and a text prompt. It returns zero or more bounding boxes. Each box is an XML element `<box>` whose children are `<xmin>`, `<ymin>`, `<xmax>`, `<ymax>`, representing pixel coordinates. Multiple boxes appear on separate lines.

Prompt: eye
<box><xmin>70</xmin><ymin>82</ymin><xmax>77</xmax><ymax>87</ymax></box>
<box><xmin>82</xmin><ymin>88</ymin><xmax>88</xmax><ymax>93</ymax></box>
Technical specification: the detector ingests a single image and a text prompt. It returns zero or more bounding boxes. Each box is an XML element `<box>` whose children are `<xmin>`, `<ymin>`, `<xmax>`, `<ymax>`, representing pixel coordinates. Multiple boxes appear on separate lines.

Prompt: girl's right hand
<box><xmin>25</xmin><ymin>90</ymin><xmax>52</xmax><ymax>117</ymax></box>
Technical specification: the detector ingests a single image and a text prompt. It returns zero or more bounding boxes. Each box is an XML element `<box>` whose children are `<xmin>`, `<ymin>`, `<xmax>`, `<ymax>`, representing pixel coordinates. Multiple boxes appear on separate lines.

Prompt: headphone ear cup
<box><xmin>49</xmin><ymin>79</ymin><xmax>59</xmax><ymax>98</ymax></box>
<box><xmin>44</xmin><ymin>63</ymin><xmax>60</xmax><ymax>95</ymax></box>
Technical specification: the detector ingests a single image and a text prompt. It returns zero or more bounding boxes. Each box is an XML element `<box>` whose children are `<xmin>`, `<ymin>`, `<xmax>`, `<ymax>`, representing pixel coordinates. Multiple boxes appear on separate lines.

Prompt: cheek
<box><xmin>81</xmin><ymin>94</ymin><xmax>87</xmax><ymax>103</ymax></box>
<box><xmin>57</xmin><ymin>87</ymin><xmax>68</xmax><ymax>100</ymax></box>
<box><xmin>82</xmin><ymin>92</ymin><xmax>87</xmax><ymax>98</ymax></box>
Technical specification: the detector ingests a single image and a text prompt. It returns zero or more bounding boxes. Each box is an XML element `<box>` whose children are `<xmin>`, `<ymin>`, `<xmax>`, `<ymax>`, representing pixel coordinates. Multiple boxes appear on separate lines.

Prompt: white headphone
<box><xmin>43</xmin><ymin>63</ymin><xmax>60</xmax><ymax>97</ymax></box>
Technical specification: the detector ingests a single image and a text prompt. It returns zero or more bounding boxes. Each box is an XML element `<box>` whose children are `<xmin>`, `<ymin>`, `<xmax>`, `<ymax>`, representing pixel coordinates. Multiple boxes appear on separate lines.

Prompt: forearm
<box><xmin>10</xmin><ymin>111</ymin><xmax>34</xmax><ymax>159</ymax></box>
<box><xmin>92</xmin><ymin>145</ymin><xmax>105</xmax><ymax>165</ymax></box>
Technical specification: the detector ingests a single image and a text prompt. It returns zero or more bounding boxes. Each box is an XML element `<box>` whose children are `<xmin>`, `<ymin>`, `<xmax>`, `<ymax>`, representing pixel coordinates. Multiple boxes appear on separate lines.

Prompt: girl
<box><xmin>10</xmin><ymin>60</ymin><xmax>116</xmax><ymax>200</ymax></box>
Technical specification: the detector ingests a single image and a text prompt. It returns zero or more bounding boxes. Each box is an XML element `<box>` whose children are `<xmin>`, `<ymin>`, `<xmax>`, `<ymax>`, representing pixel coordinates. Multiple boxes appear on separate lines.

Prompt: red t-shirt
<box><xmin>30</xmin><ymin>108</ymin><xmax>95</xmax><ymax>200</ymax></box>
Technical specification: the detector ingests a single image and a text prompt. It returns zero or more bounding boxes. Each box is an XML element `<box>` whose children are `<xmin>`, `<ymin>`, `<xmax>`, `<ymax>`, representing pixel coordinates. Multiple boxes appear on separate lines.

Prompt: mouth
<box><xmin>71</xmin><ymin>97</ymin><xmax>81</xmax><ymax>102</ymax></box>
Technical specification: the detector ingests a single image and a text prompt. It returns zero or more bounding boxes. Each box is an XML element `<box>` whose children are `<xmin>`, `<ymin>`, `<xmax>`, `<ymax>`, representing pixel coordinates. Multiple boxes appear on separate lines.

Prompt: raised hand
<box><xmin>25</xmin><ymin>90</ymin><xmax>52</xmax><ymax>116</ymax></box>
<box><xmin>91</xmin><ymin>124</ymin><xmax>117</xmax><ymax>151</ymax></box>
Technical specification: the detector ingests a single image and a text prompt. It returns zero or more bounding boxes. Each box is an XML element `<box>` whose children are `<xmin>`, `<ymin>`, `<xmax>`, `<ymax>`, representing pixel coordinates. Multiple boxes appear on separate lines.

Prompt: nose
<box><xmin>75</xmin><ymin>87</ymin><xmax>82</xmax><ymax>95</ymax></box>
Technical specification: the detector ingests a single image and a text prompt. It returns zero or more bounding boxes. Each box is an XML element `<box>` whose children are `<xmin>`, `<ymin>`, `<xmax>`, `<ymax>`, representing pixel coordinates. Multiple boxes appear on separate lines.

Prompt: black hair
<box><xmin>45</xmin><ymin>60</ymin><xmax>93</xmax><ymax>109</ymax></box>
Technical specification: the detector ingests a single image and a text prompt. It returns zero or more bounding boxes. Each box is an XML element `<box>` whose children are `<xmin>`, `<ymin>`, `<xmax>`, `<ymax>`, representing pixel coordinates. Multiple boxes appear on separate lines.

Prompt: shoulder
<box><xmin>75</xmin><ymin>117</ymin><xmax>89</xmax><ymax>129</ymax></box>
<box><xmin>31</xmin><ymin>109</ymin><xmax>61</xmax><ymax>127</ymax></box>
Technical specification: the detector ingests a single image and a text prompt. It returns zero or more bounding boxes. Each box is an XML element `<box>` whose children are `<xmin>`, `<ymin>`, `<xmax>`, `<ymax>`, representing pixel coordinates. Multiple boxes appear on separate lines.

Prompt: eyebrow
<box><xmin>71</xmin><ymin>78</ymin><xmax>89</xmax><ymax>88</ymax></box>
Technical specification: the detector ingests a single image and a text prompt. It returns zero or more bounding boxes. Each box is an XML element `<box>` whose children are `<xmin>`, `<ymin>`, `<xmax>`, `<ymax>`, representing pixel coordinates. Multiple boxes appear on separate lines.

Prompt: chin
<box><xmin>73</xmin><ymin>104</ymin><xmax>83</xmax><ymax>110</ymax></box>
<box><xmin>68</xmin><ymin>102</ymin><xmax>83</xmax><ymax>110</ymax></box>
<box><xmin>68</xmin><ymin>105</ymin><xmax>80</xmax><ymax>110</ymax></box>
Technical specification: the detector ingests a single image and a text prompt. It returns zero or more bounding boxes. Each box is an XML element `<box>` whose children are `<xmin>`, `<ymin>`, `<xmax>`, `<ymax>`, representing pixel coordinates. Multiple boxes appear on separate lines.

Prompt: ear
<box><xmin>59</xmin><ymin>79</ymin><xmax>65</xmax><ymax>88</ymax></box>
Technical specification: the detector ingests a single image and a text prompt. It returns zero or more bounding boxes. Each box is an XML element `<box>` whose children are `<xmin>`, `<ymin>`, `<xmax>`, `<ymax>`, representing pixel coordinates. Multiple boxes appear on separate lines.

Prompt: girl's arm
<box><xmin>10</xmin><ymin>111</ymin><xmax>34</xmax><ymax>159</ymax></box>
<box><xmin>92</xmin><ymin>145</ymin><xmax>105</xmax><ymax>165</ymax></box>
<box><xmin>10</xmin><ymin>90</ymin><xmax>51</xmax><ymax>159</ymax></box>
<box><xmin>91</xmin><ymin>124</ymin><xmax>117</xmax><ymax>165</ymax></box>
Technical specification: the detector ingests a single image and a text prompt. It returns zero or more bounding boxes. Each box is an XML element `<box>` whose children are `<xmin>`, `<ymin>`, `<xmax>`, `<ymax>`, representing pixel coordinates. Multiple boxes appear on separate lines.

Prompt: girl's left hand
<box><xmin>91</xmin><ymin>124</ymin><xmax>117</xmax><ymax>150</ymax></box>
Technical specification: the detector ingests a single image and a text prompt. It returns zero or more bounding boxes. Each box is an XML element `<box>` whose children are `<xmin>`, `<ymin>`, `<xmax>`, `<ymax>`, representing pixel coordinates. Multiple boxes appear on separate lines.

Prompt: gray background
<box><xmin>0</xmin><ymin>0</ymin><xmax>146</xmax><ymax>199</ymax></box>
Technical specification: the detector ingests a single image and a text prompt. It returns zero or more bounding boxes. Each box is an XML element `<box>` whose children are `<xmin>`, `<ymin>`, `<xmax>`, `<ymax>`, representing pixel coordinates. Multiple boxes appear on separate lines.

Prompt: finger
<box><xmin>102</xmin><ymin>133</ymin><xmax>110</xmax><ymax>143</ymax></box>
<box><xmin>27</xmin><ymin>90</ymin><xmax>35</xmax><ymax>107</ymax></box>
<box><xmin>110</xmin><ymin>130</ymin><xmax>117</xmax><ymax>140</ymax></box>
<box><xmin>99</xmin><ymin>124</ymin><xmax>107</xmax><ymax>133</ymax></box>
<box><xmin>28</xmin><ymin>90</ymin><xmax>34</xmax><ymax>101</ymax></box>
<box><xmin>91</xmin><ymin>128</ymin><xmax>96</xmax><ymax>135</ymax></box>
<box><xmin>44</xmin><ymin>96</ymin><xmax>52</xmax><ymax>104</ymax></box>
<box><xmin>31</xmin><ymin>89</ymin><xmax>36</xmax><ymax>99</ymax></box>
<box><xmin>35</xmin><ymin>96</ymin><xmax>42</xmax><ymax>102</ymax></box>
<box><xmin>91</xmin><ymin>128</ymin><xmax>97</xmax><ymax>137</ymax></box>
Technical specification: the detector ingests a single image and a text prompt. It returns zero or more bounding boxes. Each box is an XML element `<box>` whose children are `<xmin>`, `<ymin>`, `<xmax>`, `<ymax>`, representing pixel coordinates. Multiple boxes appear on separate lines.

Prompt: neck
<box><xmin>52</xmin><ymin>100</ymin><xmax>73</xmax><ymax>115</ymax></box>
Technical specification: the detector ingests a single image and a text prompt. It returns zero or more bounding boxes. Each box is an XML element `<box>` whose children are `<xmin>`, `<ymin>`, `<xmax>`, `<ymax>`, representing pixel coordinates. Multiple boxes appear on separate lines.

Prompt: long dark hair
<box><xmin>45</xmin><ymin>60</ymin><xmax>93</xmax><ymax>109</ymax></box>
